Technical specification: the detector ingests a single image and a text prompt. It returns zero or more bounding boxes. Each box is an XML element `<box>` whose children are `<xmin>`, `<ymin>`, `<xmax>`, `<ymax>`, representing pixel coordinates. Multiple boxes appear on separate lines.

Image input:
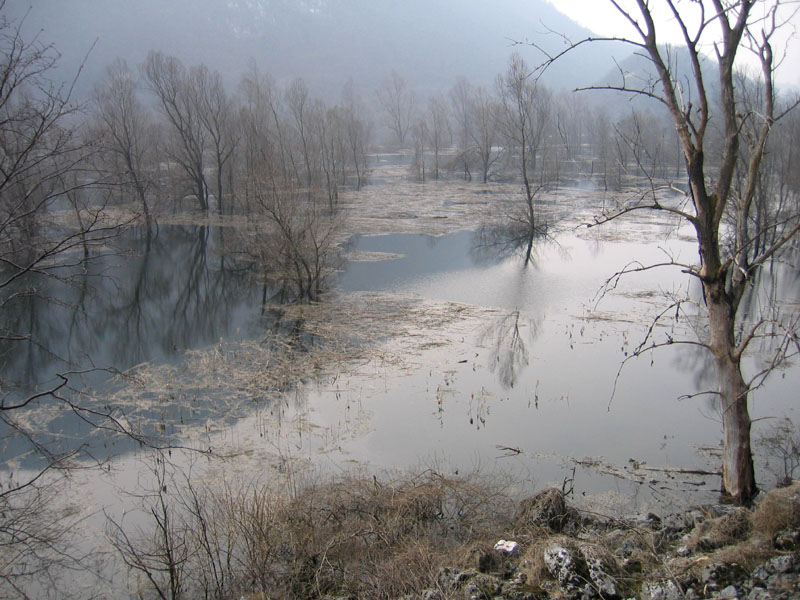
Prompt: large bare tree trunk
<box><xmin>535</xmin><ymin>1</ymin><xmax>800</xmax><ymax>504</ymax></box>
<box><xmin>707</xmin><ymin>281</ymin><xmax>757</xmax><ymax>503</ymax></box>
<box><xmin>719</xmin><ymin>361</ymin><xmax>756</xmax><ymax>503</ymax></box>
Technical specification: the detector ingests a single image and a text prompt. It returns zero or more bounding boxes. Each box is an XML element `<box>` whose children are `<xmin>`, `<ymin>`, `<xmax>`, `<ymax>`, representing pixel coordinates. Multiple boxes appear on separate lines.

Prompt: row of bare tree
<box><xmin>93</xmin><ymin>52</ymin><xmax>371</xmax><ymax>219</ymax></box>
<box><xmin>375</xmin><ymin>55</ymin><xmax>687</xmax><ymax>192</ymax></box>
<box><xmin>89</xmin><ymin>51</ymin><xmax>376</xmax><ymax>303</ymax></box>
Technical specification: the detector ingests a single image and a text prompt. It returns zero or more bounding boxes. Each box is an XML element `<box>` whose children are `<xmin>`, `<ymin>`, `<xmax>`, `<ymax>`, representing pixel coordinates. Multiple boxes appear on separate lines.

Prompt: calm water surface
<box><xmin>3</xmin><ymin>220</ymin><xmax>798</xmax><ymax>510</ymax></box>
<box><xmin>324</xmin><ymin>227</ymin><xmax>798</xmax><ymax>506</ymax></box>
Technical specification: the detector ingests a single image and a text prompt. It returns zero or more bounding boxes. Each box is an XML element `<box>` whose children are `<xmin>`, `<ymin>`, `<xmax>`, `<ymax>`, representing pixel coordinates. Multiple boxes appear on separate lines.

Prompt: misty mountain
<box><xmin>6</xmin><ymin>0</ymin><xmax>623</xmax><ymax>100</ymax></box>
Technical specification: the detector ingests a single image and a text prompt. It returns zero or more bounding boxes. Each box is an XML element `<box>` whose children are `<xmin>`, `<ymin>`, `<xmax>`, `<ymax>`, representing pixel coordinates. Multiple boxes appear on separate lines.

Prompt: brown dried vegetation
<box><xmin>678</xmin><ymin>482</ymin><xmax>800</xmax><ymax>576</ymax></box>
<box><xmin>110</xmin><ymin>466</ymin><xmax>517</xmax><ymax>599</ymax></box>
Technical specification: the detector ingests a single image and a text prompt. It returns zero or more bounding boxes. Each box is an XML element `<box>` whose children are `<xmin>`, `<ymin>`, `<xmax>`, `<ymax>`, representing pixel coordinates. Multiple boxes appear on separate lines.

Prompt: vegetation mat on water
<box><xmin>102</xmin><ymin>292</ymin><xmax>502</xmax><ymax>448</ymax></box>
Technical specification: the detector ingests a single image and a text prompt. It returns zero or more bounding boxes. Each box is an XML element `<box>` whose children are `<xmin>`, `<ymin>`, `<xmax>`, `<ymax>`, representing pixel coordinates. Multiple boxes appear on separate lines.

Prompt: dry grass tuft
<box><xmin>274</xmin><ymin>471</ymin><xmax>517</xmax><ymax>598</ymax></box>
<box><xmin>687</xmin><ymin>507</ymin><xmax>752</xmax><ymax>552</ymax></box>
<box><xmin>676</xmin><ymin>483</ymin><xmax>800</xmax><ymax>578</ymax></box>
<box><xmin>701</xmin><ymin>536</ymin><xmax>775</xmax><ymax>572</ymax></box>
<box><xmin>515</xmin><ymin>487</ymin><xmax>580</xmax><ymax>533</ymax></box>
<box><xmin>751</xmin><ymin>480</ymin><xmax>800</xmax><ymax>538</ymax></box>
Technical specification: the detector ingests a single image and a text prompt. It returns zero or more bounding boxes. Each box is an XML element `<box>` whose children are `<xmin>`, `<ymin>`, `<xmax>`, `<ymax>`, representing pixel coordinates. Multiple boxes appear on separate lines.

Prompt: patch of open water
<box><xmin>313</xmin><ymin>225</ymin><xmax>797</xmax><ymax>509</ymax></box>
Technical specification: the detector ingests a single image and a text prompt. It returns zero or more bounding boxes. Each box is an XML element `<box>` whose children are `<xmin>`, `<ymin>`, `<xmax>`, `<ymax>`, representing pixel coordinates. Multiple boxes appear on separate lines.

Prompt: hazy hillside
<box><xmin>5</xmin><ymin>0</ymin><xmax>622</xmax><ymax>100</ymax></box>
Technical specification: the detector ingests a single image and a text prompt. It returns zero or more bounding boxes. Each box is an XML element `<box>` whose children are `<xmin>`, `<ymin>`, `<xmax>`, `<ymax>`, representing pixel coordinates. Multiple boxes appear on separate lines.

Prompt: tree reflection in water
<box><xmin>0</xmin><ymin>224</ymin><xmax>263</xmax><ymax>464</ymax></box>
<box><xmin>0</xmin><ymin>225</ymin><xmax>260</xmax><ymax>392</ymax></box>
<box><xmin>470</xmin><ymin>222</ymin><xmax>544</xmax><ymax>389</ymax></box>
<box><xmin>472</xmin><ymin>218</ymin><xmax>550</xmax><ymax>266</ymax></box>
<box><xmin>479</xmin><ymin>309</ymin><xmax>539</xmax><ymax>389</ymax></box>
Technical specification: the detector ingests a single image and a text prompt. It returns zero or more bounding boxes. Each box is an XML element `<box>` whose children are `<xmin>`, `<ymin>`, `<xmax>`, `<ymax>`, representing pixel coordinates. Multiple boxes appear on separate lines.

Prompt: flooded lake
<box><xmin>2</xmin><ymin>168</ymin><xmax>799</xmax><ymax>596</ymax></box>
<box><xmin>316</xmin><ymin>226</ymin><xmax>797</xmax><ymax>508</ymax></box>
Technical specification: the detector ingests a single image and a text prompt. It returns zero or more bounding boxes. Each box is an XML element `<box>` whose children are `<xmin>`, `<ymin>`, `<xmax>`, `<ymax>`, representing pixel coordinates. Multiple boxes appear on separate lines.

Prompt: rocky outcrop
<box><xmin>397</xmin><ymin>483</ymin><xmax>800</xmax><ymax>600</ymax></box>
<box><xmin>542</xmin><ymin>540</ymin><xmax>620</xmax><ymax>599</ymax></box>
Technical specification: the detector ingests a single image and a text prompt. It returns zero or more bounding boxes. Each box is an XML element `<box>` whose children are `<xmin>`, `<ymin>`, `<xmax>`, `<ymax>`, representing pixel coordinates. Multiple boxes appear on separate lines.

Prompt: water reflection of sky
<box><xmin>339</xmin><ymin>232</ymin><xmax>479</xmax><ymax>292</ymax></box>
<box><xmin>329</xmin><ymin>229</ymin><xmax>799</xmax><ymax>508</ymax></box>
<box><xmin>4</xmin><ymin>225</ymin><xmax>797</xmax><ymax>513</ymax></box>
<box><xmin>338</xmin><ymin>229</ymin><xmax>700</xmax><ymax>314</ymax></box>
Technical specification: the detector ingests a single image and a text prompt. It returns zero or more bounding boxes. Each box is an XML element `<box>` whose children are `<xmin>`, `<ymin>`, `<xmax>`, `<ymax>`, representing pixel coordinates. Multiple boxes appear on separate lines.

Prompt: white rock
<box><xmin>493</xmin><ymin>539</ymin><xmax>519</xmax><ymax>555</ymax></box>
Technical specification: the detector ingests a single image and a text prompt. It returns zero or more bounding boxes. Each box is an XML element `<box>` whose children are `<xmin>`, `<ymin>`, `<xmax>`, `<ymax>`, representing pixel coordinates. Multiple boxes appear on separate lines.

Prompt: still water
<box><xmin>3</xmin><ymin>217</ymin><xmax>798</xmax><ymax>509</ymax></box>
<box><xmin>0</xmin><ymin>225</ymin><xmax>264</xmax><ymax>464</ymax></box>
<box><xmin>323</xmin><ymin>226</ymin><xmax>797</xmax><ymax>506</ymax></box>
<box><xmin>1</xmin><ymin>225</ymin><xmax>261</xmax><ymax>389</ymax></box>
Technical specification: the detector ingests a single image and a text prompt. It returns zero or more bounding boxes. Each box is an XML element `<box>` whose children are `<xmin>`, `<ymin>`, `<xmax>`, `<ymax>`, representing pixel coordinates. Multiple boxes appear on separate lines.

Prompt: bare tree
<box><xmin>445</xmin><ymin>77</ymin><xmax>505</xmax><ymax>185</ymax></box>
<box><xmin>319</xmin><ymin>103</ymin><xmax>344</xmax><ymax>208</ymax></box>
<box><xmin>93</xmin><ymin>58</ymin><xmax>159</xmax><ymax>224</ymax></box>
<box><xmin>142</xmin><ymin>51</ymin><xmax>209</xmax><ymax>211</ymax></box>
<box><xmin>586</xmin><ymin>106</ymin><xmax>615</xmax><ymax>190</ymax></box>
<box><xmin>240</xmin><ymin>182</ymin><xmax>342</xmax><ymax>304</ymax></box>
<box><xmin>410</xmin><ymin>117</ymin><xmax>427</xmax><ymax>181</ymax></box>
<box><xmin>233</xmin><ymin>67</ymin><xmax>344</xmax><ymax>303</ymax></box>
<box><xmin>375</xmin><ymin>69</ymin><xmax>415</xmax><ymax>148</ymax></box>
<box><xmin>236</xmin><ymin>65</ymin><xmax>287</xmax><ymax>212</ymax></box>
<box><xmin>194</xmin><ymin>64</ymin><xmax>236</xmax><ymax>214</ymax></box>
<box><xmin>497</xmin><ymin>52</ymin><xmax>552</xmax><ymax>241</ymax></box>
<box><xmin>469</xmin><ymin>86</ymin><xmax>503</xmax><ymax>184</ymax></box>
<box><xmin>449</xmin><ymin>77</ymin><xmax>475</xmax><ymax>181</ymax></box>
<box><xmin>612</xmin><ymin>108</ymin><xmax>682</xmax><ymax>183</ymax></box>
<box><xmin>553</xmin><ymin>91</ymin><xmax>586</xmax><ymax>164</ymax></box>
<box><xmin>340</xmin><ymin>80</ymin><xmax>370</xmax><ymax>190</ymax></box>
<box><xmin>106</xmin><ymin>453</ymin><xmax>189</xmax><ymax>600</ymax></box>
<box><xmin>426</xmin><ymin>95</ymin><xmax>450</xmax><ymax>180</ymax></box>
<box><xmin>0</xmin><ymin>6</ymin><xmax>135</xmax><ymax>595</ymax></box>
<box><xmin>534</xmin><ymin>0</ymin><xmax>800</xmax><ymax>504</ymax></box>
<box><xmin>286</xmin><ymin>77</ymin><xmax>317</xmax><ymax>190</ymax></box>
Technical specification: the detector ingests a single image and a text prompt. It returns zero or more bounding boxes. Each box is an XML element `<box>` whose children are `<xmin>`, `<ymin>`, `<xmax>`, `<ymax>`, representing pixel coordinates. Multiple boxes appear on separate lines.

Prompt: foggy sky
<box><xmin>4</xmin><ymin>0</ymin><xmax>618</xmax><ymax>100</ymax></box>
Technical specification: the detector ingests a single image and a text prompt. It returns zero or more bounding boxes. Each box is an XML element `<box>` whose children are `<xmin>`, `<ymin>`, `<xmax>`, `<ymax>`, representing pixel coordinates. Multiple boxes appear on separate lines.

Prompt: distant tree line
<box><xmin>88</xmin><ymin>45</ymin><xmax>800</xmax><ymax>237</ymax></box>
<box><xmin>92</xmin><ymin>52</ymin><xmax>371</xmax><ymax>217</ymax></box>
<box><xmin>375</xmin><ymin>53</ymin><xmax>688</xmax><ymax>192</ymax></box>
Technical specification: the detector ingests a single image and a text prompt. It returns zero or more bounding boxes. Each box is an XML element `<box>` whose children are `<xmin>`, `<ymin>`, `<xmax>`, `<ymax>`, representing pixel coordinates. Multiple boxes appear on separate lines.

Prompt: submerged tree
<box><xmin>243</xmin><ymin>182</ymin><xmax>342</xmax><ymax>304</ymax></box>
<box><xmin>534</xmin><ymin>0</ymin><xmax>800</xmax><ymax>504</ymax></box>
<box><xmin>234</xmin><ymin>67</ymin><xmax>344</xmax><ymax>303</ymax></box>
<box><xmin>497</xmin><ymin>52</ymin><xmax>552</xmax><ymax>258</ymax></box>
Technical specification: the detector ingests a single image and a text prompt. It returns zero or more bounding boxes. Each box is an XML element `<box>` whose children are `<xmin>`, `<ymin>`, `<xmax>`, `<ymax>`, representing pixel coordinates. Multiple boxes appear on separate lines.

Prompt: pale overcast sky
<box><xmin>542</xmin><ymin>0</ymin><xmax>800</xmax><ymax>88</ymax></box>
